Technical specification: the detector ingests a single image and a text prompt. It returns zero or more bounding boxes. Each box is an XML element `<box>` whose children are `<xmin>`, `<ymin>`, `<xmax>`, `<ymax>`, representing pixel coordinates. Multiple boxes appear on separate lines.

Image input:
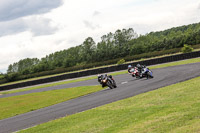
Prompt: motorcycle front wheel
<box><xmin>147</xmin><ymin>72</ymin><xmax>153</xmax><ymax>79</ymax></box>
<box><xmin>107</xmin><ymin>81</ymin><xmax>114</xmax><ymax>89</ymax></box>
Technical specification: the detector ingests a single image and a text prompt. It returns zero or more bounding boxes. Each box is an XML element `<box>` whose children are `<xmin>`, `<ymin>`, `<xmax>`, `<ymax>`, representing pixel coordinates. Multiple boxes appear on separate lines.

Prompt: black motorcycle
<box><xmin>98</xmin><ymin>74</ymin><xmax>117</xmax><ymax>89</ymax></box>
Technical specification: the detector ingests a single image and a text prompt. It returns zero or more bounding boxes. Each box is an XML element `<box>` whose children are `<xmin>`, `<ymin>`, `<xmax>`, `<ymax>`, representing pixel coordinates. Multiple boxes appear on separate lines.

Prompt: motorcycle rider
<box><xmin>128</xmin><ymin>65</ymin><xmax>137</xmax><ymax>77</ymax></box>
<box><xmin>128</xmin><ymin>65</ymin><xmax>133</xmax><ymax>74</ymax></box>
<box><xmin>97</xmin><ymin>74</ymin><xmax>115</xmax><ymax>87</ymax></box>
<box><xmin>98</xmin><ymin>74</ymin><xmax>104</xmax><ymax>84</ymax></box>
<box><xmin>136</xmin><ymin>64</ymin><xmax>146</xmax><ymax>77</ymax></box>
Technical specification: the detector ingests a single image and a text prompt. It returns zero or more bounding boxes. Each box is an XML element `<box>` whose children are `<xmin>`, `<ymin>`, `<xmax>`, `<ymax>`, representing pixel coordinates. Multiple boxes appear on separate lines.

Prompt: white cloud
<box><xmin>0</xmin><ymin>16</ymin><xmax>58</xmax><ymax>37</ymax></box>
<box><xmin>0</xmin><ymin>0</ymin><xmax>63</xmax><ymax>21</ymax></box>
<box><xmin>93</xmin><ymin>11</ymin><xmax>101</xmax><ymax>17</ymax></box>
<box><xmin>83</xmin><ymin>20</ymin><xmax>100</xmax><ymax>30</ymax></box>
<box><xmin>25</xmin><ymin>16</ymin><xmax>59</xmax><ymax>36</ymax></box>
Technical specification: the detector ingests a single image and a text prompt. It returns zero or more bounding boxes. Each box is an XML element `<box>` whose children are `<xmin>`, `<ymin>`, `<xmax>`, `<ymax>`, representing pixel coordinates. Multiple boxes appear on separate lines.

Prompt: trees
<box><xmin>96</xmin><ymin>32</ymin><xmax>115</xmax><ymax>61</ymax></box>
<box><xmin>114</xmin><ymin>28</ymin><xmax>138</xmax><ymax>57</ymax></box>
<box><xmin>7</xmin><ymin>58</ymin><xmax>39</xmax><ymax>74</ymax></box>
<box><xmin>80</xmin><ymin>37</ymin><xmax>96</xmax><ymax>63</ymax></box>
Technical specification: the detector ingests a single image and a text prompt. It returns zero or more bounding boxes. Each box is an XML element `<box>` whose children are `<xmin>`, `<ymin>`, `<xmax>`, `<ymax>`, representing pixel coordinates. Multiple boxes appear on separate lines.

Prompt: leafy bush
<box><xmin>5</xmin><ymin>73</ymin><xmax>20</xmax><ymax>82</ymax></box>
<box><xmin>192</xmin><ymin>44</ymin><xmax>200</xmax><ymax>49</ymax></box>
<box><xmin>0</xmin><ymin>79</ymin><xmax>7</xmax><ymax>84</ymax></box>
<box><xmin>181</xmin><ymin>44</ymin><xmax>193</xmax><ymax>53</ymax></box>
<box><xmin>0</xmin><ymin>73</ymin><xmax>5</xmax><ymax>80</ymax></box>
<box><xmin>117</xmin><ymin>59</ymin><xmax>125</xmax><ymax>65</ymax></box>
<box><xmin>124</xmin><ymin>48</ymin><xmax>181</xmax><ymax>62</ymax></box>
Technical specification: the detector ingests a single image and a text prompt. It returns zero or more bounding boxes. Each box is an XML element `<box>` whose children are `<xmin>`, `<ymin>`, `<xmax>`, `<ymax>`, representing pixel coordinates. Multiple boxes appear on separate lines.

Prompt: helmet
<box><xmin>136</xmin><ymin>64</ymin><xmax>141</xmax><ymax>68</ymax></box>
<box><xmin>128</xmin><ymin>65</ymin><xmax>132</xmax><ymax>69</ymax></box>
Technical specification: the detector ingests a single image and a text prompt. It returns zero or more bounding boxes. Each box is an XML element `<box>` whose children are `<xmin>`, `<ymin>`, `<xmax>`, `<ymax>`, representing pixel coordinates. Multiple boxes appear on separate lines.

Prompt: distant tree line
<box><xmin>2</xmin><ymin>22</ymin><xmax>200</xmax><ymax>83</ymax></box>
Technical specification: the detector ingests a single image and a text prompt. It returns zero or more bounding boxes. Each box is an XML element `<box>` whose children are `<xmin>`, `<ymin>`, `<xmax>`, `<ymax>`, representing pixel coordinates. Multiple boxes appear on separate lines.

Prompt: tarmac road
<box><xmin>0</xmin><ymin>78</ymin><xmax>99</xmax><ymax>98</ymax></box>
<box><xmin>0</xmin><ymin>62</ymin><xmax>200</xmax><ymax>133</ymax></box>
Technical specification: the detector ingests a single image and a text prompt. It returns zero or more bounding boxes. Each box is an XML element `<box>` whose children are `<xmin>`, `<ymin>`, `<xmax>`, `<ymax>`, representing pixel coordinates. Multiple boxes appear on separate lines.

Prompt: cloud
<box><xmin>0</xmin><ymin>17</ymin><xmax>58</xmax><ymax>37</ymax></box>
<box><xmin>93</xmin><ymin>11</ymin><xmax>101</xmax><ymax>17</ymax></box>
<box><xmin>0</xmin><ymin>19</ymin><xmax>26</xmax><ymax>36</ymax></box>
<box><xmin>0</xmin><ymin>0</ymin><xmax>63</xmax><ymax>21</ymax></box>
<box><xmin>198</xmin><ymin>3</ymin><xmax>200</xmax><ymax>9</ymax></box>
<box><xmin>0</xmin><ymin>46</ymin><xmax>37</xmax><ymax>73</ymax></box>
<box><xmin>0</xmin><ymin>59</ymin><xmax>9</xmax><ymax>73</ymax></box>
<box><xmin>83</xmin><ymin>20</ymin><xmax>100</xmax><ymax>30</ymax></box>
<box><xmin>25</xmin><ymin>17</ymin><xmax>59</xmax><ymax>36</ymax></box>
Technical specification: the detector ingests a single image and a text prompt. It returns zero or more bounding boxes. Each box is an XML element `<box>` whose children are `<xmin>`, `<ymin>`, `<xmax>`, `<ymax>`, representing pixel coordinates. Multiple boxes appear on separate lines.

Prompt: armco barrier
<box><xmin>0</xmin><ymin>51</ymin><xmax>200</xmax><ymax>91</ymax></box>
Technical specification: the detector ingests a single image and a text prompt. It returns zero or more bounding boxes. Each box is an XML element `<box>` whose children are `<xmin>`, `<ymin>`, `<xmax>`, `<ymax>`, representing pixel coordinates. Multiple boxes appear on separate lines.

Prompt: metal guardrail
<box><xmin>0</xmin><ymin>51</ymin><xmax>200</xmax><ymax>91</ymax></box>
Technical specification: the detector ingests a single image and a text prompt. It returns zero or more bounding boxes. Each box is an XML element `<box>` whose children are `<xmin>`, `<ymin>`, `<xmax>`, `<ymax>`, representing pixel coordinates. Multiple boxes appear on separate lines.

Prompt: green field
<box><xmin>0</xmin><ymin>85</ymin><xmax>103</xmax><ymax>120</ymax></box>
<box><xmin>1</xmin><ymin>57</ymin><xmax>199</xmax><ymax>95</ymax></box>
<box><xmin>20</xmin><ymin>76</ymin><xmax>200</xmax><ymax>133</ymax></box>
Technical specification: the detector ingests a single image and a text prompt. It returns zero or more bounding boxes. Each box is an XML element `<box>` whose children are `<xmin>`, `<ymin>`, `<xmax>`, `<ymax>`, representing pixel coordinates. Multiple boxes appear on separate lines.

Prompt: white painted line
<box><xmin>121</xmin><ymin>81</ymin><xmax>128</xmax><ymax>84</ymax></box>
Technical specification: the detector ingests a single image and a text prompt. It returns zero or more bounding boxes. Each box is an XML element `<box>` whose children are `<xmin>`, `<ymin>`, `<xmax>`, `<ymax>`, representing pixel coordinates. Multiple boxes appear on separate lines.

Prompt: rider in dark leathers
<box><xmin>136</xmin><ymin>64</ymin><xmax>146</xmax><ymax>77</ymax></box>
<box><xmin>98</xmin><ymin>74</ymin><xmax>114</xmax><ymax>87</ymax></box>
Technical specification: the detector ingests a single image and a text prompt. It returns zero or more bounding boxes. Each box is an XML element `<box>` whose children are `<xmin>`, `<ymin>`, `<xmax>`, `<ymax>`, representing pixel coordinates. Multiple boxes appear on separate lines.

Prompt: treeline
<box><xmin>2</xmin><ymin>22</ymin><xmax>200</xmax><ymax>83</ymax></box>
<box><xmin>7</xmin><ymin>28</ymin><xmax>138</xmax><ymax>74</ymax></box>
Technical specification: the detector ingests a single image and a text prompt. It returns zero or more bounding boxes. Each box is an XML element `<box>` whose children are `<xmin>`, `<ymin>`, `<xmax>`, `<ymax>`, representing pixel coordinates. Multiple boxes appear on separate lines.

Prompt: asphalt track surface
<box><xmin>0</xmin><ymin>63</ymin><xmax>200</xmax><ymax>133</ymax></box>
<box><xmin>0</xmin><ymin>78</ymin><xmax>98</xmax><ymax>98</ymax></box>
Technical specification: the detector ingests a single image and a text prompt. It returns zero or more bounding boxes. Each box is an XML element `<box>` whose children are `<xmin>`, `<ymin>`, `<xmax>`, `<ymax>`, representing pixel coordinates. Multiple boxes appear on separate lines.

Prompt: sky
<box><xmin>0</xmin><ymin>0</ymin><xmax>200</xmax><ymax>73</ymax></box>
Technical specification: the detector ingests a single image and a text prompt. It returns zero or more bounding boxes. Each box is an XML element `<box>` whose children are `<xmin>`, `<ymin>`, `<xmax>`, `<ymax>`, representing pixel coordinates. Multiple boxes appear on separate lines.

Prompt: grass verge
<box><xmin>0</xmin><ymin>85</ymin><xmax>103</xmax><ymax>120</ymax></box>
<box><xmin>20</xmin><ymin>76</ymin><xmax>200</xmax><ymax>133</ymax></box>
<box><xmin>1</xmin><ymin>57</ymin><xmax>200</xmax><ymax>95</ymax></box>
<box><xmin>149</xmin><ymin>57</ymin><xmax>200</xmax><ymax>69</ymax></box>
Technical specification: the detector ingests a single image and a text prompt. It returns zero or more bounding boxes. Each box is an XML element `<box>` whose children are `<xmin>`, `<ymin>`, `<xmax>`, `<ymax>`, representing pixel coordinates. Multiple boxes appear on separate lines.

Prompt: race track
<box><xmin>0</xmin><ymin>62</ymin><xmax>200</xmax><ymax>133</ymax></box>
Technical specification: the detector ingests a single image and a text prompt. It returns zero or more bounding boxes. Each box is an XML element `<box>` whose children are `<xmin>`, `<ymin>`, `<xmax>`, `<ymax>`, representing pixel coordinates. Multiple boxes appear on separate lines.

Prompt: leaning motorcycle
<box><xmin>99</xmin><ymin>75</ymin><xmax>117</xmax><ymax>89</ymax></box>
<box><xmin>129</xmin><ymin>67</ymin><xmax>140</xmax><ymax>78</ymax></box>
<box><xmin>141</xmin><ymin>68</ymin><xmax>154</xmax><ymax>79</ymax></box>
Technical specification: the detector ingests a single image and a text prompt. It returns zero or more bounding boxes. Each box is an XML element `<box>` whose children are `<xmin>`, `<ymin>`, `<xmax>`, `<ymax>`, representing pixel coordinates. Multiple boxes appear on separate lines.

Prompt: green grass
<box><xmin>1</xmin><ymin>57</ymin><xmax>199</xmax><ymax>95</ymax></box>
<box><xmin>0</xmin><ymin>85</ymin><xmax>103</xmax><ymax>120</ymax></box>
<box><xmin>149</xmin><ymin>57</ymin><xmax>200</xmax><ymax>69</ymax></box>
<box><xmin>19</xmin><ymin>76</ymin><xmax>200</xmax><ymax>133</ymax></box>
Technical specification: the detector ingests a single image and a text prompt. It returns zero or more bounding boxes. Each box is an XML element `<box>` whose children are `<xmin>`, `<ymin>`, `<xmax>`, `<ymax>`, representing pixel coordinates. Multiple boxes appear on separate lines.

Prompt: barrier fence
<box><xmin>0</xmin><ymin>51</ymin><xmax>200</xmax><ymax>91</ymax></box>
